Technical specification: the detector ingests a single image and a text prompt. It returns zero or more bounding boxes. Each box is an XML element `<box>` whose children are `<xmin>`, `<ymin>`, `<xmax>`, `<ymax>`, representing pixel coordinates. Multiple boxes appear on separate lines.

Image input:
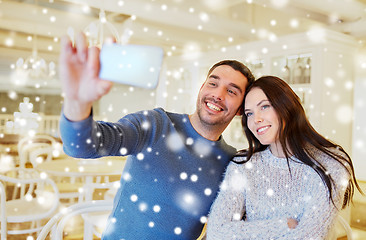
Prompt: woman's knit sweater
<box><xmin>206</xmin><ymin>147</ymin><xmax>350</xmax><ymax>240</ymax></box>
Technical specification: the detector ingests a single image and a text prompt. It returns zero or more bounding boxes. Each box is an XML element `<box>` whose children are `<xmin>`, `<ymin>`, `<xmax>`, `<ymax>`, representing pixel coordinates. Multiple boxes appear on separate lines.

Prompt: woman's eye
<box><xmin>246</xmin><ymin>112</ymin><xmax>252</xmax><ymax>117</ymax></box>
<box><xmin>261</xmin><ymin>104</ymin><xmax>270</xmax><ymax>110</ymax></box>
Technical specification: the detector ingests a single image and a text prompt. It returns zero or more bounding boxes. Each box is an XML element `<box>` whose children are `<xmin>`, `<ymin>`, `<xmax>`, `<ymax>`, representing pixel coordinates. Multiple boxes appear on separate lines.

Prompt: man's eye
<box><xmin>208</xmin><ymin>82</ymin><xmax>216</xmax><ymax>86</ymax></box>
<box><xmin>228</xmin><ymin>89</ymin><xmax>236</xmax><ymax>95</ymax></box>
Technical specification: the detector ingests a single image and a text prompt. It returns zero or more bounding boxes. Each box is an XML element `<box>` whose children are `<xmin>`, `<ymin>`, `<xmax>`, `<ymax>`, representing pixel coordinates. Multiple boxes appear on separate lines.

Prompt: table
<box><xmin>36</xmin><ymin>157</ymin><xmax>126</xmax><ymax>179</ymax></box>
<box><xmin>0</xmin><ymin>133</ymin><xmax>19</xmax><ymax>145</ymax></box>
<box><xmin>37</xmin><ymin>157</ymin><xmax>126</xmax><ymax>202</ymax></box>
<box><xmin>0</xmin><ymin>134</ymin><xmax>20</xmax><ymax>172</ymax></box>
<box><xmin>0</xmin><ymin>133</ymin><xmax>19</xmax><ymax>154</ymax></box>
<box><xmin>37</xmin><ymin>157</ymin><xmax>126</xmax><ymax>197</ymax></box>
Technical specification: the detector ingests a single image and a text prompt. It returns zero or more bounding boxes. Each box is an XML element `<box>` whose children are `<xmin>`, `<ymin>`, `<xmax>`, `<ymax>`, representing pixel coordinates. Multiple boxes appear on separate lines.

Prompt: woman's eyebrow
<box><xmin>256</xmin><ymin>99</ymin><xmax>270</xmax><ymax>106</ymax></box>
<box><xmin>244</xmin><ymin>99</ymin><xmax>270</xmax><ymax>112</ymax></box>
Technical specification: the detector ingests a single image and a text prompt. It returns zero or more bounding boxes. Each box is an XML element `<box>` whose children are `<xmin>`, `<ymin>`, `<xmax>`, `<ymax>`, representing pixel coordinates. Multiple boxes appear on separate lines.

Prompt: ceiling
<box><xmin>1</xmin><ymin>0</ymin><xmax>366</xmax><ymax>78</ymax></box>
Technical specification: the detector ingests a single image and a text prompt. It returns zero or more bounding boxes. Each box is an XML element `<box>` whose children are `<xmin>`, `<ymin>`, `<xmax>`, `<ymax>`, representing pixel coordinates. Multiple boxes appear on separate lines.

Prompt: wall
<box><xmin>165</xmin><ymin>30</ymin><xmax>361</xmax><ymax>154</ymax></box>
<box><xmin>352</xmin><ymin>52</ymin><xmax>366</xmax><ymax>181</ymax></box>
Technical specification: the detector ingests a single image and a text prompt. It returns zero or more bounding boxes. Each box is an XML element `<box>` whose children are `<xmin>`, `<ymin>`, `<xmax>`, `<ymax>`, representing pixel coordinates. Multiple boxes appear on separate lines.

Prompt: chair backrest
<box><xmin>78</xmin><ymin>180</ymin><xmax>120</xmax><ymax>202</ymax></box>
<box><xmin>196</xmin><ymin>222</ymin><xmax>207</xmax><ymax>240</ymax></box>
<box><xmin>336</xmin><ymin>214</ymin><xmax>353</xmax><ymax>240</ymax></box>
<box><xmin>17</xmin><ymin>134</ymin><xmax>58</xmax><ymax>168</ymax></box>
<box><xmin>37</xmin><ymin>200</ymin><xmax>113</xmax><ymax>240</ymax></box>
<box><xmin>0</xmin><ymin>168</ymin><xmax>60</xmax><ymax>238</ymax></box>
<box><xmin>0</xmin><ymin>181</ymin><xmax>7</xmax><ymax>240</ymax></box>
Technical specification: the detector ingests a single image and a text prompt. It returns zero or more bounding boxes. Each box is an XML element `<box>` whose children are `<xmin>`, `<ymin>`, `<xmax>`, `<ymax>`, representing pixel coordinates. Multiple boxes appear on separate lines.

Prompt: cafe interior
<box><xmin>0</xmin><ymin>0</ymin><xmax>366</xmax><ymax>239</ymax></box>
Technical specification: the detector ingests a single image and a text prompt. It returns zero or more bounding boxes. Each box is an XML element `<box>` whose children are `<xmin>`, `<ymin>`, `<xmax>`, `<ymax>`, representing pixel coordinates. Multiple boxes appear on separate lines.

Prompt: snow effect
<box><xmin>166</xmin><ymin>132</ymin><xmax>184</xmax><ymax>152</ymax></box>
<box><xmin>175</xmin><ymin>189</ymin><xmax>202</xmax><ymax>216</ymax></box>
<box><xmin>2</xmin><ymin>1</ymin><xmax>366</xmax><ymax>239</ymax></box>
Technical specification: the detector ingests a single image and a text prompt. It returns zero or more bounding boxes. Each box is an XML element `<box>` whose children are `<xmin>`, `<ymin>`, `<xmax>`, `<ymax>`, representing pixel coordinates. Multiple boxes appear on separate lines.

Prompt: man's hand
<box><xmin>59</xmin><ymin>32</ymin><xmax>113</xmax><ymax>121</ymax></box>
<box><xmin>287</xmin><ymin>218</ymin><xmax>298</xmax><ymax>229</ymax></box>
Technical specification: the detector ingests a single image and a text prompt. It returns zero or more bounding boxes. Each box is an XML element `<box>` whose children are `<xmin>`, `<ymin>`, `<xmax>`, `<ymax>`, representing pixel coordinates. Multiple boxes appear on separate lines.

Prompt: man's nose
<box><xmin>212</xmin><ymin>87</ymin><xmax>226</xmax><ymax>101</ymax></box>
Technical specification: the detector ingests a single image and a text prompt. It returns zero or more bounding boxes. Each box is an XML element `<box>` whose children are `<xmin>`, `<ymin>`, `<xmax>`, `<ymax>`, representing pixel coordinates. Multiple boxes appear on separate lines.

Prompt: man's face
<box><xmin>196</xmin><ymin>65</ymin><xmax>248</xmax><ymax>127</ymax></box>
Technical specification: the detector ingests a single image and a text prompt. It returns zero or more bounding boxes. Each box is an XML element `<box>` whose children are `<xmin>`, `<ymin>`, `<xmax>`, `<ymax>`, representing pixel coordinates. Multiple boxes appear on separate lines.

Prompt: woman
<box><xmin>206</xmin><ymin>76</ymin><xmax>362</xmax><ymax>239</ymax></box>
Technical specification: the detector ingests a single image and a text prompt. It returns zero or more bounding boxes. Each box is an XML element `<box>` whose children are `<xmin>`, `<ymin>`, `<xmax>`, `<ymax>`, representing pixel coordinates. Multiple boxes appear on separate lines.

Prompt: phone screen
<box><xmin>99</xmin><ymin>43</ymin><xmax>164</xmax><ymax>89</ymax></box>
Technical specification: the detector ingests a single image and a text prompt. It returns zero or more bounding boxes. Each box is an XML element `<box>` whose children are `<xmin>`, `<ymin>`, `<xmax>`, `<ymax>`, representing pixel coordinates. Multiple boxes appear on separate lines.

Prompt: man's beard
<box><xmin>196</xmin><ymin>100</ymin><xmax>227</xmax><ymax>127</ymax></box>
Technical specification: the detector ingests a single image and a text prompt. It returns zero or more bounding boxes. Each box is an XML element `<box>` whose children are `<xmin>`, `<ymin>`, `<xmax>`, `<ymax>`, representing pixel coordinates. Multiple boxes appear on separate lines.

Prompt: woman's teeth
<box><xmin>257</xmin><ymin>126</ymin><xmax>269</xmax><ymax>133</ymax></box>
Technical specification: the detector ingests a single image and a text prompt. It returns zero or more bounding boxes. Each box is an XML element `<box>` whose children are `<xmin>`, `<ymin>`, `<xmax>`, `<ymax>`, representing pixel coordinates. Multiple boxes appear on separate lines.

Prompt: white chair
<box><xmin>335</xmin><ymin>214</ymin><xmax>353</xmax><ymax>240</ymax></box>
<box><xmin>78</xmin><ymin>180</ymin><xmax>120</xmax><ymax>202</ymax></box>
<box><xmin>79</xmin><ymin>181</ymin><xmax>120</xmax><ymax>239</ymax></box>
<box><xmin>0</xmin><ymin>181</ymin><xmax>7</xmax><ymax>240</ymax></box>
<box><xmin>18</xmin><ymin>135</ymin><xmax>84</xmax><ymax>204</ymax></box>
<box><xmin>0</xmin><ymin>168</ymin><xmax>60</xmax><ymax>239</ymax></box>
<box><xmin>17</xmin><ymin>134</ymin><xmax>59</xmax><ymax>168</ymax></box>
<box><xmin>197</xmin><ymin>222</ymin><xmax>207</xmax><ymax>240</ymax></box>
<box><xmin>37</xmin><ymin>200</ymin><xmax>113</xmax><ymax>240</ymax></box>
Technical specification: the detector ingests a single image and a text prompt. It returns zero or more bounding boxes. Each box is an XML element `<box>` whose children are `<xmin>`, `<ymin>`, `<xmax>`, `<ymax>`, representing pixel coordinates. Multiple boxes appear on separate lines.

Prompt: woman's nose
<box><xmin>254</xmin><ymin>113</ymin><xmax>263</xmax><ymax>123</ymax></box>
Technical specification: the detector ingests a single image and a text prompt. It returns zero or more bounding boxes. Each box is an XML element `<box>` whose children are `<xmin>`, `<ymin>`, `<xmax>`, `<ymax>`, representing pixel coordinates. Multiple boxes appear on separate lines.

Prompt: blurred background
<box><xmin>0</xmin><ymin>0</ymin><xmax>365</xmax><ymax>239</ymax></box>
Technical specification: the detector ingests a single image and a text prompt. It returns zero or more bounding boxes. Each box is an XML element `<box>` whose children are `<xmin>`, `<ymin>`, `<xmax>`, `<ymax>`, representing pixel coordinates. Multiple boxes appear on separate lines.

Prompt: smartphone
<box><xmin>99</xmin><ymin>43</ymin><xmax>164</xmax><ymax>89</ymax></box>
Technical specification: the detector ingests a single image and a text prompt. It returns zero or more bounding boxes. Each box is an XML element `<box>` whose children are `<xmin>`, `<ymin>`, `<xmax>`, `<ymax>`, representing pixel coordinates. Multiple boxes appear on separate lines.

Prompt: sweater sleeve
<box><xmin>278</xmin><ymin>154</ymin><xmax>350</xmax><ymax>239</ymax></box>
<box><xmin>59</xmin><ymin>108</ymin><xmax>163</xmax><ymax>158</ymax></box>
<box><xmin>206</xmin><ymin>162</ymin><xmax>289</xmax><ymax>240</ymax></box>
<box><xmin>207</xmin><ymin>155</ymin><xmax>350</xmax><ymax>240</ymax></box>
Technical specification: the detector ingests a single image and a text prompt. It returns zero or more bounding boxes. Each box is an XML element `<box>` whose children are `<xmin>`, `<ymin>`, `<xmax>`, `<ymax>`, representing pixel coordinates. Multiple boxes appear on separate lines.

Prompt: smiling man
<box><xmin>59</xmin><ymin>32</ymin><xmax>254</xmax><ymax>240</ymax></box>
<box><xmin>191</xmin><ymin>64</ymin><xmax>251</xmax><ymax>140</ymax></box>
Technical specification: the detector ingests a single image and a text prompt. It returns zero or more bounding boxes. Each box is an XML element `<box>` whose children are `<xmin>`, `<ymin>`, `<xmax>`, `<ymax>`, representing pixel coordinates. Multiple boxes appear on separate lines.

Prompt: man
<box><xmin>59</xmin><ymin>32</ymin><xmax>254</xmax><ymax>239</ymax></box>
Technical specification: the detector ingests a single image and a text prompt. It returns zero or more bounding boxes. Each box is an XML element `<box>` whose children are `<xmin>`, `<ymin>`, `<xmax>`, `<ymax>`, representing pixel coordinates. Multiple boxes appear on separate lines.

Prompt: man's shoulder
<box><xmin>129</xmin><ymin>108</ymin><xmax>185</xmax><ymax>119</ymax></box>
<box><xmin>120</xmin><ymin>108</ymin><xmax>187</xmax><ymax>130</ymax></box>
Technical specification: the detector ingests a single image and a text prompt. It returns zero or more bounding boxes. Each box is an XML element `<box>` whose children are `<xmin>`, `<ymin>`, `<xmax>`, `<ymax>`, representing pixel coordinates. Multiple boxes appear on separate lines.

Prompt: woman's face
<box><xmin>244</xmin><ymin>87</ymin><xmax>280</xmax><ymax>148</ymax></box>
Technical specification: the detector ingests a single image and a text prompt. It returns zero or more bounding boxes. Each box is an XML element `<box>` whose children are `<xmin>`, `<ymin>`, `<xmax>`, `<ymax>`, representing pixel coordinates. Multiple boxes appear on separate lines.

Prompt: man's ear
<box><xmin>235</xmin><ymin>106</ymin><xmax>244</xmax><ymax>116</ymax></box>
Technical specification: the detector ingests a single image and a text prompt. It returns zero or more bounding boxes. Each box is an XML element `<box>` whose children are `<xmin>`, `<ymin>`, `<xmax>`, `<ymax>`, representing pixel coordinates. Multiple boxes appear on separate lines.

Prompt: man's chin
<box><xmin>200</xmin><ymin>115</ymin><xmax>227</xmax><ymax>126</ymax></box>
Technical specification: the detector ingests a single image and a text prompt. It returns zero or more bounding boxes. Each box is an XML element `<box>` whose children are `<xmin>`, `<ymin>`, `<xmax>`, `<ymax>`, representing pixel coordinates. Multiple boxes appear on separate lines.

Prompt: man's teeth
<box><xmin>207</xmin><ymin>102</ymin><xmax>221</xmax><ymax>111</ymax></box>
<box><xmin>258</xmin><ymin>126</ymin><xmax>269</xmax><ymax>133</ymax></box>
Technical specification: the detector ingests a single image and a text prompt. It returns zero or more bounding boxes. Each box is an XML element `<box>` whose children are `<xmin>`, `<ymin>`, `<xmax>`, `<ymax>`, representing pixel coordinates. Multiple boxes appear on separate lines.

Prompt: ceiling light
<box><xmin>4</xmin><ymin>38</ymin><xmax>14</xmax><ymax>47</ymax></box>
<box><xmin>12</xmin><ymin>44</ymin><xmax>56</xmax><ymax>84</ymax></box>
<box><xmin>11</xmin><ymin>0</ymin><xmax>56</xmax><ymax>86</ymax></box>
<box><xmin>84</xmin><ymin>9</ymin><xmax>121</xmax><ymax>47</ymax></box>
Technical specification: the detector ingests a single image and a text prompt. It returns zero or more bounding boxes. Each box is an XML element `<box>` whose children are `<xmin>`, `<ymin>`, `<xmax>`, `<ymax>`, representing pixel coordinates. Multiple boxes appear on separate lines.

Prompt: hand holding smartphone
<box><xmin>99</xmin><ymin>43</ymin><xmax>164</xmax><ymax>89</ymax></box>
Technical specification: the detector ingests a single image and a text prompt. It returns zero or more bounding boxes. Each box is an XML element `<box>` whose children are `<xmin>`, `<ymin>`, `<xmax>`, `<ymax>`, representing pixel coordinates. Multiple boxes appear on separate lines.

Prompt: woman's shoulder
<box><xmin>308</xmin><ymin>145</ymin><xmax>350</xmax><ymax>178</ymax></box>
<box><xmin>308</xmin><ymin>145</ymin><xmax>347</xmax><ymax>163</ymax></box>
<box><xmin>233</xmin><ymin>148</ymin><xmax>266</xmax><ymax>162</ymax></box>
<box><xmin>230</xmin><ymin>150</ymin><xmax>263</xmax><ymax>172</ymax></box>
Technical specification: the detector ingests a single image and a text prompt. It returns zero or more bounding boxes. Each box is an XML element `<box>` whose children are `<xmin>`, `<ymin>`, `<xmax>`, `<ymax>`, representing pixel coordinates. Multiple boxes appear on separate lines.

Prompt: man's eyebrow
<box><xmin>229</xmin><ymin>83</ymin><xmax>243</xmax><ymax>94</ymax></box>
<box><xmin>208</xmin><ymin>74</ymin><xmax>244</xmax><ymax>94</ymax></box>
<box><xmin>209</xmin><ymin>74</ymin><xmax>220</xmax><ymax>80</ymax></box>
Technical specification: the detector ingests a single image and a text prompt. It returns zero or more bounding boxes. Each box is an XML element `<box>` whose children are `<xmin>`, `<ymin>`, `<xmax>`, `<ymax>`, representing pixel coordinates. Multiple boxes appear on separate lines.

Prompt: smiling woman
<box><xmin>244</xmin><ymin>88</ymin><xmax>280</xmax><ymax>149</ymax></box>
<box><xmin>206</xmin><ymin>75</ymin><xmax>363</xmax><ymax>240</ymax></box>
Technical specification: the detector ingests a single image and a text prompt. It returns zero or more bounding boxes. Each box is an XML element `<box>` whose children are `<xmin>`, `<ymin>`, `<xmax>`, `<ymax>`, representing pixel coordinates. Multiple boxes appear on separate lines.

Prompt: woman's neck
<box><xmin>269</xmin><ymin>143</ymin><xmax>287</xmax><ymax>158</ymax></box>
